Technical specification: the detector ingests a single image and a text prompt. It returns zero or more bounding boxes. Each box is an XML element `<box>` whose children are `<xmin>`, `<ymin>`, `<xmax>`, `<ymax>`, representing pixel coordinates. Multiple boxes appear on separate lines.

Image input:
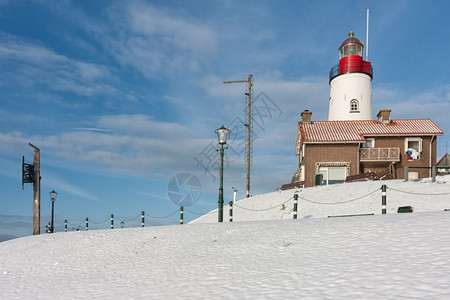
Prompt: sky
<box><xmin>1</xmin><ymin>0</ymin><xmax>449</xmax><ymax>240</ymax></box>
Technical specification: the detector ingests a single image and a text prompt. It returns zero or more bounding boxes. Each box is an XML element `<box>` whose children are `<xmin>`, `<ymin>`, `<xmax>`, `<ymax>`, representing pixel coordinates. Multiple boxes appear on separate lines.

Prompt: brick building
<box><xmin>295</xmin><ymin>109</ymin><xmax>443</xmax><ymax>187</ymax></box>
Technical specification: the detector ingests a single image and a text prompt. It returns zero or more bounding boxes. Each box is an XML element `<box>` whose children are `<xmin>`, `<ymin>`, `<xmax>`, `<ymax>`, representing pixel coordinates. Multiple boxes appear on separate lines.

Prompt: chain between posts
<box><xmin>233</xmin><ymin>196</ymin><xmax>294</xmax><ymax>212</ymax></box>
<box><xmin>184</xmin><ymin>208</ymin><xmax>215</xmax><ymax>216</ymax></box>
<box><xmin>115</xmin><ymin>214</ymin><xmax>141</xmax><ymax>222</ymax></box>
<box><xmin>145</xmin><ymin>210</ymin><xmax>179</xmax><ymax>219</ymax></box>
<box><xmin>387</xmin><ymin>186</ymin><xmax>450</xmax><ymax>196</ymax></box>
<box><xmin>89</xmin><ymin>217</ymin><xmax>110</xmax><ymax>225</ymax></box>
<box><xmin>67</xmin><ymin>220</ymin><xmax>85</xmax><ymax>227</ymax></box>
<box><xmin>299</xmin><ymin>188</ymin><xmax>379</xmax><ymax>205</ymax></box>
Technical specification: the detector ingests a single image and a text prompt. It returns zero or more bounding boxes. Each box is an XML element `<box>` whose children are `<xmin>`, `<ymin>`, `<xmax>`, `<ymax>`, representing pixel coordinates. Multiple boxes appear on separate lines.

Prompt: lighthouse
<box><xmin>328</xmin><ymin>31</ymin><xmax>373</xmax><ymax>121</ymax></box>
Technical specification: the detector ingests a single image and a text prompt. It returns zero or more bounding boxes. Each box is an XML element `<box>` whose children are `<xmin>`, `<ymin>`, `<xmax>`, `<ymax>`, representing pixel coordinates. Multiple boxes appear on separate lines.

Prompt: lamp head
<box><xmin>214</xmin><ymin>125</ymin><xmax>231</xmax><ymax>145</ymax></box>
<box><xmin>50</xmin><ymin>190</ymin><xmax>57</xmax><ymax>201</ymax></box>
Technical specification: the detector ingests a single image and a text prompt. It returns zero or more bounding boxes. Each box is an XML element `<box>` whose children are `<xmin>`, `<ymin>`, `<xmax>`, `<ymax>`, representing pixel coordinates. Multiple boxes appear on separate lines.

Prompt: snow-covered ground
<box><xmin>192</xmin><ymin>176</ymin><xmax>450</xmax><ymax>223</ymax></box>
<box><xmin>1</xmin><ymin>177</ymin><xmax>450</xmax><ymax>299</ymax></box>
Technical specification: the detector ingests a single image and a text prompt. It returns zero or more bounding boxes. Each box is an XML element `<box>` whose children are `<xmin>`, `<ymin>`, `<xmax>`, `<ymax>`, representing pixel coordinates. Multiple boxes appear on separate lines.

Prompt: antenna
<box><xmin>224</xmin><ymin>74</ymin><xmax>253</xmax><ymax>198</ymax></box>
<box><xmin>366</xmin><ymin>8</ymin><xmax>370</xmax><ymax>61</ymax></box>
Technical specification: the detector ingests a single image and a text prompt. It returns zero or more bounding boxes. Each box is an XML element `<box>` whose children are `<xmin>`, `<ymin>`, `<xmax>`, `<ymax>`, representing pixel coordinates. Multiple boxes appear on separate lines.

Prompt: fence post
<box><xmin>111</xmin><ymin>214</ymin><xmax>114</xmax><ymax>229</ymax></box>
<box><xmin>229</xmin><ymin>201</ymin><xmax>233</xmax><ymax>222</ymax></box>
<box><xmin>141</xmin><ymin>211</ymin><xmax>145</xmax><ymax>227</ymax></box>
<box><xmin>432</xmin><ymin>166</ymin><xmax>436</xmax><ymax>183</ymax></box>
<box><xmin>64</xmin><ymin>220</ymin><xmax>67</xmax><ymax>232</ymax></box>
<box><xmin>404</xmin><ymin>166</ymin><xmax>409</xmax><ymax>181</ymax></box>
<box><xmin>180</xmin><ymin>206</ymin><xmax>184</xmax><ymax>225</ymax></box>
<box><xmin>85</xmin><ymin>217</ymin><xmax>89</xmax><ymax>231</ymax></box>
<box><xmin>381</xmin><ymin>185</ymin><xmax>387</xmax><ymax>214</ymax></box>
<box><xmin>293</xmin><ymin>194</ymin><xmax>298</xmax><ymax>219</ymax></box>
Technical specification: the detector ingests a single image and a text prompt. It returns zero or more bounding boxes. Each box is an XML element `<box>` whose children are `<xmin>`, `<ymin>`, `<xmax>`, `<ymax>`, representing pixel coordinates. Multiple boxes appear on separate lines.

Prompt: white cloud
<box><xmin>95</xmin><ymin>115</ymin><xmax>189</xmax><ymax>138</ymax></box>
<box><xmin>102</xmin><ymin>2</ymin><xmax>217</xmax><ymax>78</ymax></box>
<box><xmin>0</xmin><ymin>33</ymin><xmax>133</xmax><ymax>100</ymax></box>
<box><xmin>0</xmin><ymin>115</ymin><xmax>212</xmax><ymax>179</ymax></box>
<box><xmin>44</xmin><ymin>174</ymin><xmax>100</xmax><ymax>203</ymax></box>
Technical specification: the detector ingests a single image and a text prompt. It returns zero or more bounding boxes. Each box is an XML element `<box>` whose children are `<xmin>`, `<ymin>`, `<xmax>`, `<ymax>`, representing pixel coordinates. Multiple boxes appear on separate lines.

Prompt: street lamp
<box><xmin>214</xmin><ymin>125</ymin><xmax>231</xmax><ymax>222</ymax></box>
<box><xmin>49</xmin><ymin>190</ymin><xmax>57</xmax><ymax>233</ymax></box>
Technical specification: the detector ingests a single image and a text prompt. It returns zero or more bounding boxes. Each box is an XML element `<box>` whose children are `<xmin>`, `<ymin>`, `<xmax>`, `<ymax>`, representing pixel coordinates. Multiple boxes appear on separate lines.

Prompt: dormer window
<box><xmin>350</xmin><ymin>99</ymin><xmax>359</xmax><ymax>112</ymax></box>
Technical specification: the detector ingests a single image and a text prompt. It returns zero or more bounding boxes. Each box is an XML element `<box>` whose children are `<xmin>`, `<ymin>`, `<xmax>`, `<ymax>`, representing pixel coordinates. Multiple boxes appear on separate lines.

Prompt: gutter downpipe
<box><xmin>430</xmin><ymin>135</ymin><xmax>435</xmax><ymax>177</ymax></box>
<box><xmin>357</xmin><ymin>143</ymin><xmax>361</xmax><ymax>175</ymax></box>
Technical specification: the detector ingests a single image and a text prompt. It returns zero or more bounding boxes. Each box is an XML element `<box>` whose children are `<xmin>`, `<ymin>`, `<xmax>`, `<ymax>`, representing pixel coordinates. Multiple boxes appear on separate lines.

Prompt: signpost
<box><xmin>22</xmin><ymin>143</ymin><xmax>41</xmax><ymax>235</ymax></box>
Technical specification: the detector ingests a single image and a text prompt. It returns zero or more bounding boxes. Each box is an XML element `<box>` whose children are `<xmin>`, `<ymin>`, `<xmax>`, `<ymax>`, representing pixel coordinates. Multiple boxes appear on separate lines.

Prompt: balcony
<box><xmin>360</xmin><ymin>147</ymin><xmax>400</xmax><ymax>162</ymax></box>
<box><xmin>329</xmin><ymin>61</ymin><xmax>373</xmax><ymax>83</ymax></box>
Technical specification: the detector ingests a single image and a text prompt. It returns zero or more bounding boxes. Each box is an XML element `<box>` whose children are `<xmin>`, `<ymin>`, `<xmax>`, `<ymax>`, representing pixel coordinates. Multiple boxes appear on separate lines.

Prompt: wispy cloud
<box><xmin>43</xmin><ymin>174</ymin><xmax>101</xmax><ymax>203</ymax></box>
<box><xmin>0</xmin><ymin>214</ymin><xmax>31</xmax><ymax>230</ymax></box>
<box><xmin>101</xmin><ymin>2</ymin><xmax>217</xmax><ymax>78</ymax></box>
<box><xmin>70</xmin><ymin>128</ymin><xmax>113</xmax><ymax>133</ymax></box>
<box><xmin>0</xmin><ymin>33</ymin><xmax>134</xmax><ymax>100</ymax></box>
<box><xmin>0</xmin><ymin>115</ymin><xmax>211</xmax><ymax>179</ymax></box>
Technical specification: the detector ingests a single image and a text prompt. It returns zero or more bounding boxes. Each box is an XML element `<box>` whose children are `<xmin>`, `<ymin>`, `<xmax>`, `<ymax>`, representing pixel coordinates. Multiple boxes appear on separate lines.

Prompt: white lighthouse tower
<box><xmin>328</xmin><ymin>31</ymin><xmax>373</xmax><ymax>120</ymax></box>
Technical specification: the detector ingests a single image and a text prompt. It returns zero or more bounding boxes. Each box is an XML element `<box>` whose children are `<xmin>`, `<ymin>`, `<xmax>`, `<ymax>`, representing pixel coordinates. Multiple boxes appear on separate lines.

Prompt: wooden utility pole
<box><xmin>224</xmin><ymin>74</ymin><xmax>252</xmax><ymax>198</ymax></box>
<box><xmin>29</xmin><ymin>143</ymin><xmax>41</xmax><ymax>235</ymax></box>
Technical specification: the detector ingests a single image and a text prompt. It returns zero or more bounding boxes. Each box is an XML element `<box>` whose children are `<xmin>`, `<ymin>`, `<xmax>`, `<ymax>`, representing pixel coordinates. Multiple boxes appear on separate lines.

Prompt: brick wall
<box><xmin>301</xmin><ymin>143</ymin><xmax>359</xmax><ymax>187</ymax></box>
<box><xmin>300</xmin><ymin>135</ymin><xmax>438</xmax><ymax>187</ymax></box>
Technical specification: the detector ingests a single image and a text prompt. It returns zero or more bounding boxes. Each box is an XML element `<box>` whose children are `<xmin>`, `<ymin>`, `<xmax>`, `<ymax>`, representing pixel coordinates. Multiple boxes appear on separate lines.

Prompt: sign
<box><xmin>22</xmin><ymin>156</ymin><xmax>34</xmax><ymax>189</ymax></box>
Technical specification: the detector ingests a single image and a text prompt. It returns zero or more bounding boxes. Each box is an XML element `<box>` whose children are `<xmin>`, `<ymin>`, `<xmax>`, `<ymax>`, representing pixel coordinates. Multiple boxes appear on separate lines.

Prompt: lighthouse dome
<box><xmin>339</xmin><ymin>31</ymin><xmax>363</xmax><ymax>59</ymax></box>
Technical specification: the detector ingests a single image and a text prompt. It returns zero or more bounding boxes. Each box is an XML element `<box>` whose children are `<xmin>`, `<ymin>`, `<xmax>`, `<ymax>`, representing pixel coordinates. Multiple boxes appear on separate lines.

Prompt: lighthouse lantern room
<box><xmin>328</xmin><ymin>31</ymin><xmax>373</xmax><ymax>121</ymax></box>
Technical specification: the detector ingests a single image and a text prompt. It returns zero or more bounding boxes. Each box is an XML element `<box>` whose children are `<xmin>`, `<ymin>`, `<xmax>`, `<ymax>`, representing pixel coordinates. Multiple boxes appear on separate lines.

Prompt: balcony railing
<box><xmin>329</xmin><ymin>61</ymin><xmax>373</xmax><ymax>83</ymax></box>
<box><xmin>360</xmin><ymin>147</ymin><xmax>400</xmax><ymax>162</ymax></box>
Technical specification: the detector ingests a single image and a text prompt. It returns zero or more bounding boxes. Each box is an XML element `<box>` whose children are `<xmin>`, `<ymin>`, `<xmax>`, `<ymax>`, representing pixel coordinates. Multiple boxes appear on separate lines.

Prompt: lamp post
<box><xmin>215</xmin><ymin>125</ymin><xmax>231</xmax><ymax>223</ymax></box>
<box><xmin>49</xmin><ymin>190</ymin><xmax>57</xmax><ymax>233</ymax></box>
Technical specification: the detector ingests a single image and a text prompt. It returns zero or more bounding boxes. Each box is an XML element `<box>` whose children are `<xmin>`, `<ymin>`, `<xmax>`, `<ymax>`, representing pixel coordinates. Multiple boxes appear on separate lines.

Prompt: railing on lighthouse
<box><xmin>329</xmin><ymin>61</ymin><xmax>373</xmax><ymax>83</ymax></box>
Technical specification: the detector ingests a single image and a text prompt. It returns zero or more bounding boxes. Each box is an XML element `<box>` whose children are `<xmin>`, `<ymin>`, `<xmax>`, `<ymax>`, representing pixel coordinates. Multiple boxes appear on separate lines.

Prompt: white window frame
<box><xmin>405</xmin><ymin>137</ymin><xmax>422</xmax><ymax>161</ymax></box>
<box><xmin>315</xmin><ymin>162</ymin><xmax>350</xmax><ymax>185</ymax></box>
<box><xmin>361</xmin><ymin>138</ymin><xmax>375</xmax><ymax>148</ymax></box>
<box><xmin>318</xmin><ymin>166</ymin><xmax>347</xmax><ymax>185</ymax></box>
<box><xmin>350</xmin><ymin>99</ymin><xmax>359</xmax><ymax>112</ymax></box>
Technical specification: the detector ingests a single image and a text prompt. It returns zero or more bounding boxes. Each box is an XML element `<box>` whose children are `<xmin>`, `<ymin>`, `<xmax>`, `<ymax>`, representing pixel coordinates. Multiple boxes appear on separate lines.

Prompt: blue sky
<box><xmin>1</xmin><ymin>0</ymin><xmax>449</xmax><ymax>240</ymax></box>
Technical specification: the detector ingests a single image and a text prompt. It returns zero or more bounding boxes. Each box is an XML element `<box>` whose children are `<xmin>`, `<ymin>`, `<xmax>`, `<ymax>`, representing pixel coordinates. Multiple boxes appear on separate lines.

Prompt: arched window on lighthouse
<box><xmin>350</xmin><ymin>99</ymin><xmax>359</xmax><ymax>112</ymax></box>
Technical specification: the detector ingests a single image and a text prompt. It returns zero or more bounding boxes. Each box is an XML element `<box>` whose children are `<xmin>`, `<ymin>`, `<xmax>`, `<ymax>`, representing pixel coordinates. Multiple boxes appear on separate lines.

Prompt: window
<box><xmin>405</xmin><ymin>138</ymin><xmax>422</xmax><ymax>160</ymax></box>
<box><xmin>318</xmin><ymin>167</ymin><xmax>347</xmax><ymax>185</ymax></box>
<box><xmin>339</xmin><ymin>44</ymin><xmax>363</xmax><ymax>59</ymax></box>
<box><xmin>350</xmin><ymin>99</ymin><xmax>359</xmax><ymax>112</ymax></box>
<box><xmin>361</xmin><ymin>138</ymin><xmax>374</xmax><ymax>148</ymax></box>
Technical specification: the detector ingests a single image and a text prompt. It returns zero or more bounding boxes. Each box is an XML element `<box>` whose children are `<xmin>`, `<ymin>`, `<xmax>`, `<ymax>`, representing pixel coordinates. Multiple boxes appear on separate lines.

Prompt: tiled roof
<box><xmin>298</xmin><ymin>119</ymin><xmax>443</xmax><ymax>144</ymax></box>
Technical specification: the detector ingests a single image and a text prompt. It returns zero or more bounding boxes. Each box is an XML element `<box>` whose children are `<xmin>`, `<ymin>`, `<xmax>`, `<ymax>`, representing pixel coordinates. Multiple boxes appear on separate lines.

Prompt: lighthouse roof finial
<box><xmin>340</xmin><ymin>31</ymin><xmax>363</xmax><ymax>49</ymax></box>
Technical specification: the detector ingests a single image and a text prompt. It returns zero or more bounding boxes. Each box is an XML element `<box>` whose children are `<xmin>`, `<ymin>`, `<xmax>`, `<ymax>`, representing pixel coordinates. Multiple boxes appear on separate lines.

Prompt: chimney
<box><xmin>377</xmin><ymin>109</ymin><xmax>391</xmax><ymax>124</ymax></box>
<box><xmin>301</xmin><ymin>110</ymin><xmax>312</xmax><ymax>124</ymax></box>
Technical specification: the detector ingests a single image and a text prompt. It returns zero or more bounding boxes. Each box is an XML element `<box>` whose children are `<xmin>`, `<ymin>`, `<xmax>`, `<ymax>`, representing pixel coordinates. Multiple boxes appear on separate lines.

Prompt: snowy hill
<box><xmin>1</xmin><ymin>177</ymin><xmax>450</xmax><ymax>299</ymax></box>
<box><xmin>192</xmin><ymin>176</ymin><xmax>450</xmax><ymax>223</ymax></box>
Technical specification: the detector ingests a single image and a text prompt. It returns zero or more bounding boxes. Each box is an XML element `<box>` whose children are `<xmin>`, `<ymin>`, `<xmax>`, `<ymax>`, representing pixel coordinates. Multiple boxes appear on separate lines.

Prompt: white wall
<box><xmin>329</xmin><ymin>73</ymin><xmax>372</xmax><ymax>120</ymax></box>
